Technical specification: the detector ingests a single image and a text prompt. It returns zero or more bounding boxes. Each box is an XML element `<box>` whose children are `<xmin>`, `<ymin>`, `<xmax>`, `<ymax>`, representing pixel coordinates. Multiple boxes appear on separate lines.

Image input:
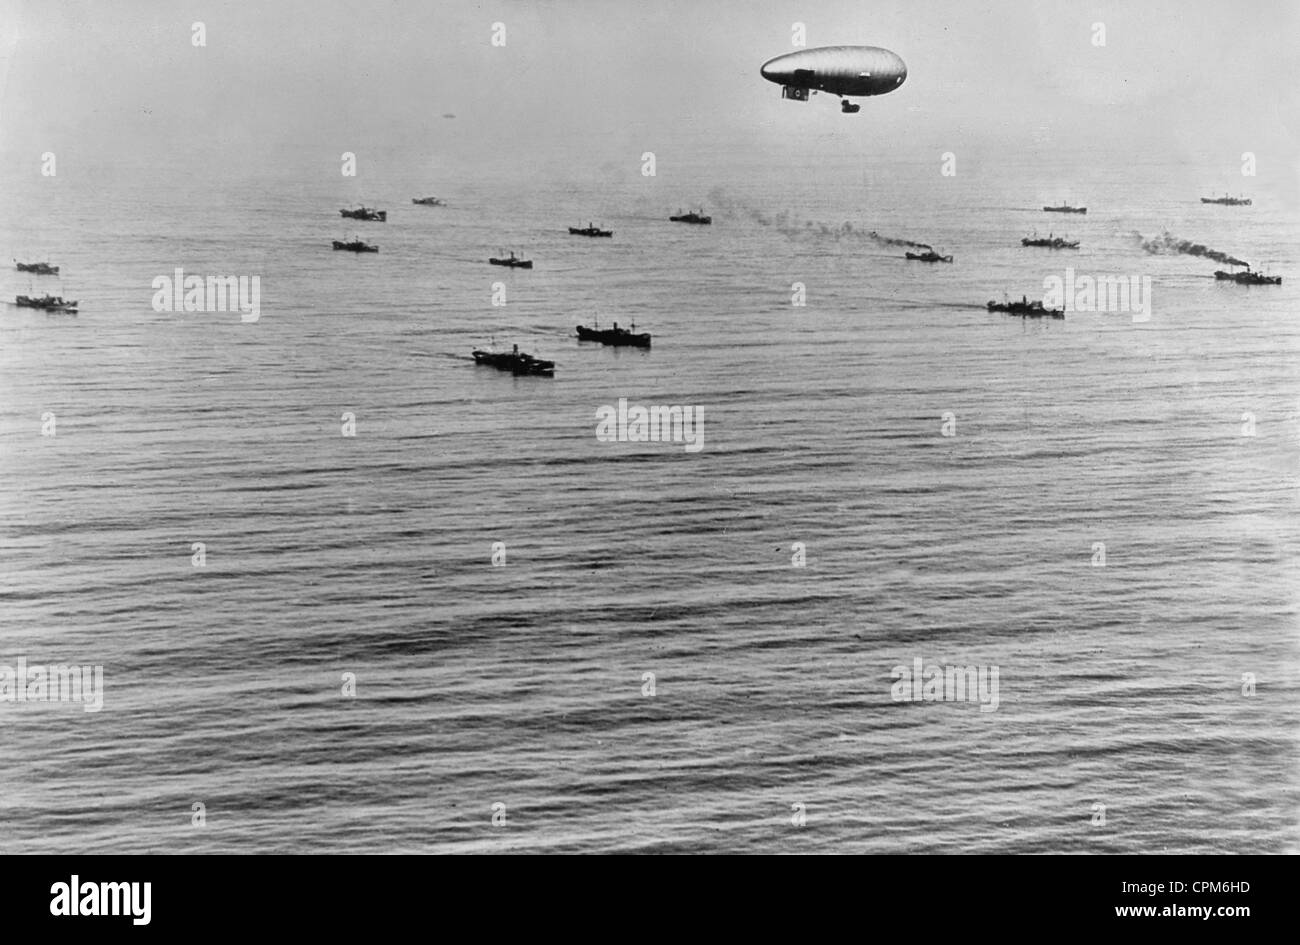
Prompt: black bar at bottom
<box><xmin>3</xmin><ymin>855</ymin><xmax>1283</xmax><ymax>933</ymax></box>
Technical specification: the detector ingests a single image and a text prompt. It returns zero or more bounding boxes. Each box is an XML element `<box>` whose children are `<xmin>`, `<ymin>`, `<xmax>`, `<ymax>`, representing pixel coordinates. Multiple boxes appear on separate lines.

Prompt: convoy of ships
<box><xmin>9</xmin><ymin>258</ymin><xmax>77</xmax><ymax>312</ymax></box>
<box><xmin>459</xmin><ymin>189</ymin><xmax>1281</xmax><ymax>374</ymax></box>
<box><xmin>7</xmin><ymin>190</ymin><xmax>1283</xmax><ymax>342</ymax></box>
<box><xmin>971</xmin><ymin>194</ymin><xmax>1280</xmax><ymax>322</ymax></box>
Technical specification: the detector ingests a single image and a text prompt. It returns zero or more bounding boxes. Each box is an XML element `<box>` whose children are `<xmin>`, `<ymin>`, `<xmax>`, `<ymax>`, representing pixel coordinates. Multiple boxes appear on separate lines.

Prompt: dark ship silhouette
<box><xmin>15</xmin><ymin>260</ymin><xmax>59</xmax><ymax>275</ymax></box>
<box><xmin>575</xmin><ymin>320</ymin><xmax>651</xmax><ymax>348</ymax></box>
<box><xmin>333</xmin><ymin>238</ymin><xmax>378</xmax><ymax>252</ymax></box>
<box><xmin>1021</xmin><ymin>234</ymin><xmax>1079</xmax><ymax>249</ymax></box>
<box><xmin>340</xmin><ymin>206</ymin><xmax>387</xmax><ymax>221</ymax></box>
<box><xmin>569</xmin><ymin>223</ymin><xmax>613</xmax><ymax>237</ymax></box>
<box><xmin>669</xmin><ymin>209</ymin><xmax>712</xmax><ymax>225</ymax></box>
<box><xmin>488</xmin><ymin>251</ymin><xmax>532</xmax><ymax>268</ymax></box>
<box><xmin>986</xmin><ymin>295</ymin><xmax>1064</xmax><ymax>318</ymax></box>
<box><xmin>1214</xmin><ymin>268</ymin><xmax>1280</xmax><ymax>285</ymax></box>
<box><xmin>16</xmin><ymin>293</ymin><xmax>78</xmax><ymax>312</ymax></box>
<box><xmin>472</xmin><ymin>344</ymin><xmax>554</xmax><ymax>376</ymax></box>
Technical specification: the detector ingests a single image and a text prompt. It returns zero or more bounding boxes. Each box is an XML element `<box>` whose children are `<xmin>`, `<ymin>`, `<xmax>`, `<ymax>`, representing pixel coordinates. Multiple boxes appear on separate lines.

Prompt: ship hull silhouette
<box><xmin>575</xmin><ymin>323</ymin><xmax>651</xmax><ymax>348</ymax></box>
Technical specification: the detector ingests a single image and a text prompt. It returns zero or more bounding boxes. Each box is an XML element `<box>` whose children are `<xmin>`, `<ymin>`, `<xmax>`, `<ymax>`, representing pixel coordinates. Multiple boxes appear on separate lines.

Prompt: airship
<box><xmin>760</xmin><ymin>45</ymin><xmax>907</xmax><ymax>113</ymax></box>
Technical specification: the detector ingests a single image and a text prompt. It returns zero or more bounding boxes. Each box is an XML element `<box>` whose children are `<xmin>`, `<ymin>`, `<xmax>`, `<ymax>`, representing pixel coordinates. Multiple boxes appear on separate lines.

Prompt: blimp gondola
<box><xmin>760</xmin><ymin>45</ymin><xmax>907</xmax><ymax>113</ymax></box>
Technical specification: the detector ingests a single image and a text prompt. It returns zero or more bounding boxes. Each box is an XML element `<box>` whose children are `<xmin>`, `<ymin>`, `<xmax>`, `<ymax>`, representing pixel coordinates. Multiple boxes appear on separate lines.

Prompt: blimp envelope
<box><xmin>760</xmin><ymin>45</ymin><xmax>907</xmax><ymax>109</ymax></box>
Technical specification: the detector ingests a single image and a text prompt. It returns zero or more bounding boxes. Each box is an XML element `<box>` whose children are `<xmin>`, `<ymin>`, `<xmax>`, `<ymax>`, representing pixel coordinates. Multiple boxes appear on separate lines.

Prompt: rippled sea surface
<box><xmin>1</xmin><ymin>156</ymin><xmax>1297</xmax><ymax>853</ymax></box>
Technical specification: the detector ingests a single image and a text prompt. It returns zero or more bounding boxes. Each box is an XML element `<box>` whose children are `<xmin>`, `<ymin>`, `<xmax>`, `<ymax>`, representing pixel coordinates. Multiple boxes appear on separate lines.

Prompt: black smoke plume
<box><xmin>707</xmin><ymin>188</ymin><xmax>932</xmax><ymax>250</ymax></box>
<box><xmin>1138</xmin><ymin>231</ymin><xmax>1250</xmax><ymax>269</ymax></box>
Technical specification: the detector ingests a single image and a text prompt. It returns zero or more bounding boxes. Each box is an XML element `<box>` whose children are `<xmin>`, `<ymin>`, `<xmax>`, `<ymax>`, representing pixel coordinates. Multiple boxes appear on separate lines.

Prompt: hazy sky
<box><xmin>1</xmin><ymin>0</ymin><xmax>1296</xmax><ymax>193</ymax></box>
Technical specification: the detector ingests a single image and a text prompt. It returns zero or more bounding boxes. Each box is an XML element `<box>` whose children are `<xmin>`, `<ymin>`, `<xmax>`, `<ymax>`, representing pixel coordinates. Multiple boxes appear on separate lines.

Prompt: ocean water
<box><xmin>1</xmin><ymin>155</ymin><xmax>1297</xmax><ymax>853</ymax></box>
